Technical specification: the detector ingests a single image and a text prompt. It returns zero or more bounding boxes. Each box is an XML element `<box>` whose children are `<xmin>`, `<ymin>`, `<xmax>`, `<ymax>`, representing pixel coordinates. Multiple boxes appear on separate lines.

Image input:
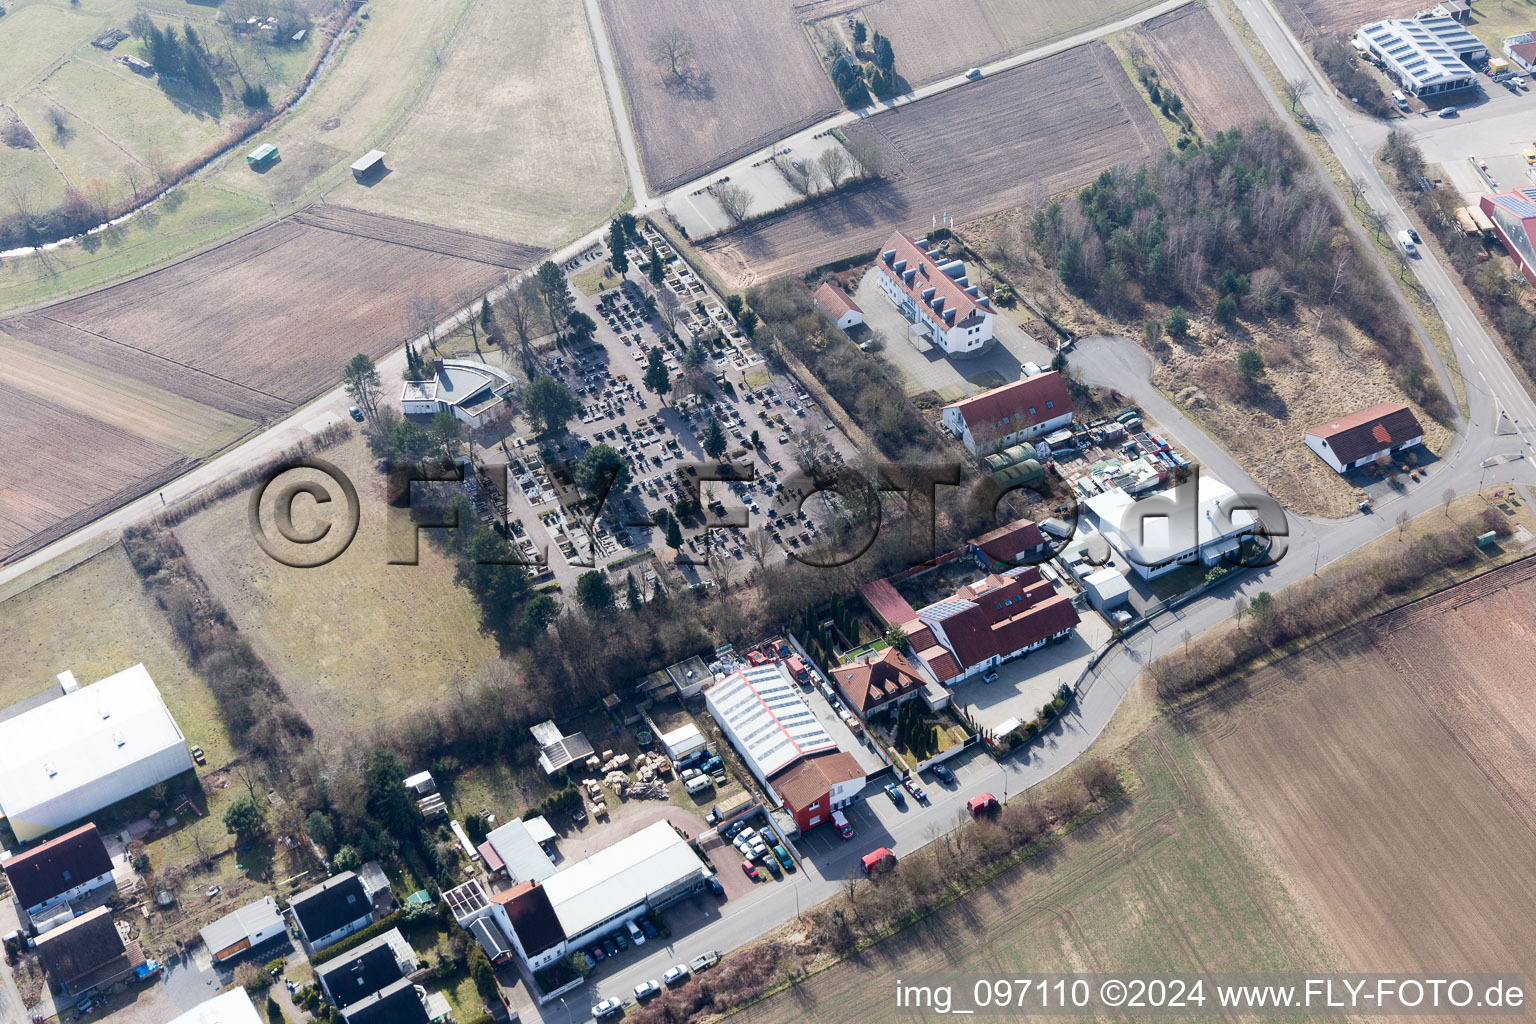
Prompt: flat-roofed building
<box><xmin>1355</xmin><ymin>17</ymin><xmax>1484</xmax><ymax>96</ymax></box>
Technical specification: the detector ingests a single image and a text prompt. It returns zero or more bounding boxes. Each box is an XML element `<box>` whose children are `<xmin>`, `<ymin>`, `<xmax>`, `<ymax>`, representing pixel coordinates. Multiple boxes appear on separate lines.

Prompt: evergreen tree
<box><xmin>665</xmin><ymin>515</ymin><xmax>684</xmax><ymax>551</ymax></box>
<box><xmin>625</xmin><ymin>571</ymin><xmax>643</xmax><ymax>610</ymax></box>
<box><xmin>648</xmin><ymin>243</ymin><xmax>665</xmax><ymax>287</ymax></box>
<box><xmin>703</xmin><ymin>418</ymin><xmax>727</xmax><ymax>460</ymax></box>
<box><xmin>608</xmin><ymin>219</ymin><xmax>629</xmax><ymax>276</ymax></box>
<box><xmin>643</xmin><ymin>347</ymin><xmax>671</xmax><ymax>404</ymax></box>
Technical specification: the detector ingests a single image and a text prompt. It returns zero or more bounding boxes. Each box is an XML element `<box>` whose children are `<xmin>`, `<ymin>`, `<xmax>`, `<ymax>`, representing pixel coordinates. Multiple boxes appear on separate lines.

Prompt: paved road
<box><xmin>581</xmin><ymin>0</ymin><xmax>648</xmax><ymax>208</ymax></box>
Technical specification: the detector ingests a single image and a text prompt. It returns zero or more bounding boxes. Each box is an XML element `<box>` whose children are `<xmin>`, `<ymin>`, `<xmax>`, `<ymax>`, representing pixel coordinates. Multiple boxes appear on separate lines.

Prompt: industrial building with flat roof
<box><xmin>1355</xmin><ymin>16</ymin><xmax>1485</xmax><ymax>96</ymax></box>
<box><xmin>1084</xmin><ymin>472</ymin><xmax>1259</xmax><ymax>578</ymax></box>
<box><xmin>0</xmin><ymin>665</ymin><xmax>193</xmax><ymax>842</ymax></box>
<box><xmin>705</xmin><ymin>663</ymin><xmax>838</xmax><ymax>783</ymax></box>
<box><xmin>166</xmin><ymin>990</ymin><xmax>263</xmax><ymax>1024</ymax></box>
<box><xmin>399</xmin><ymin>359</ymin><xmax>517</xmax><ymax>428</ymax></box>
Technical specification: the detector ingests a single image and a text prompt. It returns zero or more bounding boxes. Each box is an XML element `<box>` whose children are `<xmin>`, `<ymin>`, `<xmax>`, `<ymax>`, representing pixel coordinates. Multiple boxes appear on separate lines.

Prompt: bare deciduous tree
<box><xmin>44</xmin><ymin>105</ymin><xmax>68</xmax><ymax>140</ymax></box>
<box><xmin>407</xmin><ymin>292</ymin><xmax>446</xmax><ymax>351</ymax></box>
<box><xmin>817</xmin><ymin>146</ymin><xmax>852</xmax><ymax>191</ymax></box>
<box><xmin>775</xmin><ymin>153</ymin><xmax>812</xmax><ymax>196</ymax></box>
<box><xmin>647</xmin><ymin>27</ymin><xmax>695</xmax><ymax>86</ymax></box>
<box><xmin>714</xmin><ymin>181</ymin><xmax>753</xmax><ymax>224</ymax></box>
<box><xmin>1347</xmin><ymin>174</ymin><xmax>1367</xmax><ymax>209</ymax></box>
<box><xmin>1282</xmin><ymin>77</ymin><xmax>1309</xmax><ymax>112</ymax></box>
<box><xmin>842</xmin><ymin>133</ymin><xmax>886</xmax><ymax>179</ymax></box>
<box><xmin>745</xmin><ymin>527</ymin><xmax>776</xmax><ymax>570</ymax></box>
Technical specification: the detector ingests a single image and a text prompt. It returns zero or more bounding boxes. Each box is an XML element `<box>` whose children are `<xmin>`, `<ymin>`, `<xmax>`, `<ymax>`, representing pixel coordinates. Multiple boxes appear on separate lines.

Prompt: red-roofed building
<box><xmin>1481</xmin><ymin>188</ymin><xmax>1536</xmax><ymax>288</ymax></box>
<box><xmin>942</xmin><ymin>371</ymin><xmax>1074</xmax><ymax>456</ymax></box>
<box><xmin>875</xmin><ymin>232</ymin><xmax>995</xmax><ymax>355</ymax></box>
<box><xmin>831</xmin><ymin>647</ymin><xmax>928</xmax><ymax>716</ymax></box>
<box><xmin>489</xmin><ymin>882</ymin><xmax>566</xmax><ymax>972</ymax></box>
<box><xmin>1304</xmin><ymin>402</ymin><xmax>1425</xmax><ymax>473</ymax></box>
<box><xmin>864</xmin><ymin>566</ymin><xmax>1078</xmax><ymax>686</ymax></box>
<box><xmin>970</xmin><ymin>518</ymin><xmax>1049</xmax><ymax>568</ymax></box>
<box><xmin>767</xmin><ymin>751</ymin><xmax>865</xmax><ymax>832</ymax></box>
<box><xmin>813</xmin><ymin>282</ymin><xmax>864</xmax><ymax>330</ymax></box>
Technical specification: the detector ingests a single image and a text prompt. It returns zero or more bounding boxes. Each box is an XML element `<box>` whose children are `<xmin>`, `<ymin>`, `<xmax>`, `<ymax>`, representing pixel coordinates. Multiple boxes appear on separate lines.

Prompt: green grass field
<box><xmin>172</xmin><ymin>434</ymin><xmax>503</xmax><ymax>749</ymax></box>
<box><xmin>0</xmin><ymin>0</ymin><xmax>323</xmax><ymax>225</ymax></box>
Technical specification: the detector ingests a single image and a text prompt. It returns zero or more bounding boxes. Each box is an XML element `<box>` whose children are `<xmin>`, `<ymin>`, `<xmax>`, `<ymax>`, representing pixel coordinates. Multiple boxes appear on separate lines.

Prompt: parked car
<box><xmin>603</xmin><ymin>937</ymin><xmax>619</xmax><ymax>957</ymax></box>
<box><xmin>861</xmin><ymin>847</ymin><xmax>897</xmax><ymax>874</ymax></box>
<box><xmin>763</xmin><ymin>854</ymin><xmax>782</xmax><ymax>876</ymax></box>
<box><xmin>773</xmin><ymin>844</ymin><xmax>795</xmax><ymax>871</ymax></box>
<box><xmin>348</xmin><ymin>405</ymin><xmax>364</xmax><ymax>422</ymax></box>
<box><xmin>832</xmin><ymin>809</ymin><xmax>855</xmax><ymax>839</ymax></box>
<box><xmin>626</xmin><ymin>920</ymin><xmax>646</xmax><ymax>946</ymax></box>
<box><xmin>883</xmin><ymin>782</ymin><xmax>906</xmax><ymax>806</ymax></box>
<box><xmin>706</xmin><ymin>875</ymin><xmax>725</xmax><ymax>896</ymax></box>
<box><xmin>634</xmin><ymin>980</ymin><xmax>661</xmax><ymax>1002</ymax></box>
<box><xmin>663</xmin><ymin>964</ymin><xmax>691</xmax><ymax>987</ymax></box>
<box><xmin>690</xmin><ymin>951</ymin><xmax>721</xmax><ymax>973</ymax></box>
<box><xmin>1397</xmin><ymin>229</ymin><xmax>1418</xmax><ymax>256</ymax></box>
<box><xmin>1439</xmin><ymin>106</ymin><xmax>1458</xmax><ymax>117</ymax></box>
<box><xmin>965</xmin><ymin>67</ymin><xmax>983</xmax><ymax>79</ymax></box>
<box><xmin>742</xmin><ymin>860</ymin><xmax>760</xmax><ymax>880</ymax></box>
<box><xmin>903</xmin><ymin>778</ymin><xmax>928</xmax><ymax>803</ymax></box>
<box><xmin>930</xmin><ymin>764</ymin><xmax>956</xmax><ymax>786</ymax></box>
<box><xmin>613</xmin><ymin>931</ymin><xmax>627</xmax><ymax>951</ymax></box>
<box><xmin>589</xmin><ymin>944</ymin><xmax>606</xmax><ymax>962</ymax></box>
<box><xmin>593</xmin><ymin>997</ymin><xmax>624</xmax><ymax>1020</ymax></box>
<box><xmin>640</xmin><ymin>917</ymin><xmax>659</xmax><ymax>940</ymax></box>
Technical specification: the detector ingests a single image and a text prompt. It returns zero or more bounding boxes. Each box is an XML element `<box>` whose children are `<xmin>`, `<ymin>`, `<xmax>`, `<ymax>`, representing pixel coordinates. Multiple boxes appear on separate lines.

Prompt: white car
<box><xmin>593</xmin><ymin>997</ymin><xmax>624</xmax><ymax>1020</ymax></box>
<box><xmin>965</xmin><ymin>67</ymin><xmax>983</xmax><ymax>79</ymax></box>
<box><xmin>663</xmin><ymin>964</ymin><xmax>691</xmax><ymax>986</ymax></box>
<box><xmin>634</xmin><ymin>980</ymin><xmax>661</xmax><ymax>1002</ymax></box>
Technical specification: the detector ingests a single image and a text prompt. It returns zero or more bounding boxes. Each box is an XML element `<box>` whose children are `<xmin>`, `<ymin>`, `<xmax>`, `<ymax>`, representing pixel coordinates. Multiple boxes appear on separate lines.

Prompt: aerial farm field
<box><xmin>1271</xmin><ymin>0</ymin><xmax>1421</xmax><ymax>39</ymax></box>
<box><xmin>697</xmin><ymin>42</ymin><xmax>1161</xmax><ymax>288</ymax></box>
<box><xmin>599</xmin><ymin>0</ymin><xmax>840</xmax><ymax>191</ymax></box>
<box><xmin>736</xmin><ymin>722</ymin><xmax>1346</xmax><ymax>1024</ymax></box>
<box><xmin>173</xmin><ymin>435</ymin><xmax>502</xmax><ymax>748</ymax></box>
<box><xmin>336</xmin><ymin>0</ymin><xmax>627</xmax><ymax>246</ymax></box>
<box><xmin>1136</xmin><ymin>3</ymin><xmax>1273</xmax><ymax>134</ymax></box>
<box><xmin>0</xmin><ymin>327</ymin><xmax>251</xmax><ymax>563</ymax></box>
<box><xmin>1</xmin><ymin>208</ymin><xmax>536</xmax><ymax>421</ymax></box>
<box><xmin>1194</xmin><ymin>559</ymin><xmax>1536</xmax><ymax>977</ymax></box>
<box><xmin>861</xmin><ymin>0</ymin><xmax>1007</xmax><ymax>86</ymax></box>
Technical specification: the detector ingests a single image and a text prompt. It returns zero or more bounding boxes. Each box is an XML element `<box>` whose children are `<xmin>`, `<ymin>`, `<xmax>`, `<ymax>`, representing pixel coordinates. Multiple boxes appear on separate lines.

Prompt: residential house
<box><xmin>36</xmin><ymin>906</ymin><xmax>142</xmax><ymax>996</ymax></box>
<box><xmin>315</xmin><ymin>928</ymin><xmax>418</xmax><ymax>1012</ymax></box>
<box><xmin>766</xmin><ymin>751</ymin><xmax>866</xmax><ymax>832</ymax></box>
<box><xmin>875</xmin><ymin>232</ymin><xmax>995</xmax><ymax>355</ymax></box>
<box><xmin>344</xmin><ymin>979</ymin><xmax>432</xmax><ymax>1024</ymax></box>
<box><xmin>2</xmin><ymin>823</ymin><xmax>115</xmax><ymax>925</ymax></box>
<box><xmin>969</xmin><ymin>518</ymin><xmax>1051</xmax><ymax>569</ymax></box>
<box><xmin>831</xmin><ymin>647</ymin><xmax>928</xmax><ymax>717</ymax></box>
<box><xmin>942</xmin><ymin>372</ymin><xmax>1074</xmax><ymax>456</ymax></box>
<box><xmin>289</xmin><ymin>872</ymin><xmax>374</xmax><ymax>954</ymax></box>
<box><xmin>813</xmin><ymin>282</ymin><xmax>865</xmax><ymax>330</ymax></box>
<box><xmin>199</xmin><ymin>896</ymin><xmax>285</xmax><ymax>963</ymax></box>
<box><xmin>1304</xmin><ymin>402</ymin><xmax>1425</xmax><ymax>473</ymax></box>
<box><xmin>489</xmin><ymin>882</ymin><xmax>566</xmax><ymax>972</ymax></box>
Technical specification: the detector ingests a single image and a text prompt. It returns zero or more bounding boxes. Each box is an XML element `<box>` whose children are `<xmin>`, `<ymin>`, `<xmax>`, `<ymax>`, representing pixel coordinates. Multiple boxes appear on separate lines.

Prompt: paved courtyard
<box><xmin>948</xmin><ymin>610</ymin><xmax>1113</xmax><ymax>734</ymax></box>
<box><xmin>852</xmin><ymin>267</ymin><xmax>1056</xmax><ymax>400</ymax></box>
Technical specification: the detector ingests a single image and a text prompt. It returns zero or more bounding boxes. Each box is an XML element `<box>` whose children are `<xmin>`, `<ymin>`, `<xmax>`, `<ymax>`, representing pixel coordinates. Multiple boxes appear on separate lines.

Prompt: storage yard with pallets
<box><xmin>696</xmin><ymin>42</ymin><xmax>1162</xmax><ymax>288</ymax></box>
<box><xmin>1136</xmin><ymin>3</ymin><xmax>1273</xmax><ymax>134</ymax></box>
<box><xmin>2</xmin><ymin>208</ymin><xmax>540</xmax><ymax>422</ymax></box>
<box><xmin>599</xmin><ymin>0</ymin><xmax>840</xmax><ymax>191</ymax></box>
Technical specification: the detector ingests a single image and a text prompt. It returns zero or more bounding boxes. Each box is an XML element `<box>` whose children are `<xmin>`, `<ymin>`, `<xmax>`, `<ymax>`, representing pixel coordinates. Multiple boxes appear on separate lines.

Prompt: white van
<box><xmin>627</xmin><ymin>919</ymin><xmax>646</xmax><ymax>946</ymax></box>
<box><xmin>1391</xmin><ymin>88</ymin><xmax>1409</xmax><ymax>109</ymax></box>
<box><xmin>685</xmin><ymin>774</ymin><xmax>714</xmax><ymax>795</ymax></box>
<box><xmin>831</xmin><ymin>809</ymin><xmax>854</xmax><ymax>839</ymax></box>
<box><xmin>1396</xmin><ymin>229</ymin><xmax>1417</xmax><ymax>255</ymax></box>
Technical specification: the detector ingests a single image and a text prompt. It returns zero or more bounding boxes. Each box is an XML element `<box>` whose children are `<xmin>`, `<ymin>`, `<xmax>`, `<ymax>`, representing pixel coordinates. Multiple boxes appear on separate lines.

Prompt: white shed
<box><xmin>1083</xmin><ymin>568</ymin><xmax>1132</xmax><ymax>612</ymax></box>
<box><xmin>659</xmin><ymin>723</ymin><xmax>706</xmax><ymax>761</ymax></box>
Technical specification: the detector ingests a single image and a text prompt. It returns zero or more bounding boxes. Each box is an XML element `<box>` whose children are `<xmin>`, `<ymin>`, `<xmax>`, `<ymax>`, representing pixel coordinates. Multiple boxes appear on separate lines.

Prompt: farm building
<box><xmin>1480</xmin><ymin>188</ymin><xmax>1536</xmax><ymax>287</ymax></box>
<box><xmin>400</xmin><ymin>359</ymin><xmax>516</xmax><ymax>429</ymax></box>
<box><xmin>1084</xmin><ymin>472</ymin><xmax>1259</xmax><ymax>578</ymax></box>
<box><xmin>36</xmin><ymin>906</ymin><xmax>142</xmax><ymax>997</ymax></box>
<box><xmin>1304</xmin><ymin>402</ymin><xmax>1425</xmax><ymax>473</ymax></box>
<box><xmin>199</xmin><ymin>896</ymin><xmax>285</xmax><ymax>963</ymax></box>
<box><xmin>813</xmin><ymin>282</ymin><xmax>864</xmax><ymax>330</ymax></box>
<box><xmin>350</xmin><ymin>150</ymin><xmax>387</xmax><ymax>181</ymax></box>
<box><xmin>289</xmin><ymin>872</ymin><xmax>375</xmax><ymax>954</ymax></box>
<box><xmin>246</xmin><ymin>144</ymin><xmax>278</xmax><ymax>169</ymax></box>
<box><xmin>166</xmin><ymin>990</ymin><xmax>263</xmax><ymax>1024</ymax></box>
<box><xmin>0</xmin><ymin>665</ymin><xmax>193</xmax><ymax>842</ymax></box>
<box><xmin>942</xmin><ymin>370</ymin><xmax>1075</xmax><ymax>456</ymax></box>
<box><xmin>875</xmin><ymin>232</ymin><xmax>995</xmax><ymax>356</ymax></box>
<box><xmin>483</xmin><ymin>818</ymin><xmax>557</xmax><ymax>885</ymax></box>
<box><xmin>1</xmin><ymin>823</ymin><xmax>115</xmax><ymax>926</ymax></box>
<box><xmin>1354</xmin><ymin>17</ymin><xmax>1484</xmax><ymax>96</ymax></box>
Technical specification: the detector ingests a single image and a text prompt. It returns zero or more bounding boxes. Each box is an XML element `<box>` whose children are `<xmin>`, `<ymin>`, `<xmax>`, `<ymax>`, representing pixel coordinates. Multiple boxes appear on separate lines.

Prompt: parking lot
<box><xmin>1398</xmin><ymin>69</ymin><xmax>1536</xmax><ymax>200</ymax></box>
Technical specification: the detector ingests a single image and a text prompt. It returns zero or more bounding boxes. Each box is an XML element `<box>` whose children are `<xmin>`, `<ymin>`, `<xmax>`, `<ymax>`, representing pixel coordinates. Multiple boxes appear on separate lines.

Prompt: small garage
<box><xmin>350</xmin><ymin>149</ymin><xmax>386</xmax><ymax>181</ymax></box>
<box><xmin>200</xmin><ymin>896</ymin><xmax>285</xmax><ymax>962</ymax></box>
<box><xmin>1083</xmin><ymin>568</ymin><xmax>1132</xmax><ymax>612</ymax></box>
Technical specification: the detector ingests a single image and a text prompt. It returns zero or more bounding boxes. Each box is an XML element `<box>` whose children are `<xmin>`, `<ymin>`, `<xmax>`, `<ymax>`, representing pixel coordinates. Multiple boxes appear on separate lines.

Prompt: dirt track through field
<box><xmin>1137</xmin><ymin>3</ymin><xmax>1272</xmax><ymax>134</ymax></box>
<box><xmin>1196</xmin><ymin>557</ymin><xmax>1536</xmax><ymax>979</ymax></box>
<box><xmin>697</xmin><ymin>42</ymin><xmax>1162</xmax><ymax>287</ymax></box>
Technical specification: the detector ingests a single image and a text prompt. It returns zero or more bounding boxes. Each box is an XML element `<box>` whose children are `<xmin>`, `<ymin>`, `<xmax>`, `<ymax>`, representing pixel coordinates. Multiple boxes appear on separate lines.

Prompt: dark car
<box><xmin>930</xmin><ymin>764</ymin><xmax>956</xmax><ymax>786</ymax></box>
<box><xmin>706</xmin><ymin>875</ymin><xmax>725</xmax><ymax>896</ymax></box>
<box><xmin>348</xmin><ymin>405</ymin><xmax>365</xmax><ymax>422</ymax></box>
<box><xmin>589</xmin><ymin>944</ymin><xmax>606</xmax><ymax>962</ymax></box>
<box><xmin>640</xmin><ymin>918</ymin><xmax>659</xmax><ymax>940</ymax></box>
<box><xmin>883</xmin><ymin>782</ymin><xmax>906</xmax><ymax>806</ymax></box>
<box><xmin>603</xmin><ymin>937</ymin><xmax>619</xmax><ymax>957</ymax></box>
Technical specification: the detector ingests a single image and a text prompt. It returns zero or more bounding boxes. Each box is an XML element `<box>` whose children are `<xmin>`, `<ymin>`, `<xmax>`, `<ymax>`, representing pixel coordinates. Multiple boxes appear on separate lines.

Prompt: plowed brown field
<box><xmin>1195</xmin><ymin>557</ymin><xmax>1536</xmax><ymax>977</ymax></box>
<box><xmin>1273</xmin><ymin>0</ymin><xmax>1420</xmax><ymax>40</ymax></box>
<box><xmin>697</xmin><ymin>42</ymin><xmax>1162</xmax><ymax>288</ymax></box>
<box><xmin>600</xmin><ymin>0</ymin><xmax>840</xmax><ymax>192</ymax></box>
<box><xmin>1137</xmin><ymin>3</ymin><xmax>1272</xmax><ymax>135</ymax></box>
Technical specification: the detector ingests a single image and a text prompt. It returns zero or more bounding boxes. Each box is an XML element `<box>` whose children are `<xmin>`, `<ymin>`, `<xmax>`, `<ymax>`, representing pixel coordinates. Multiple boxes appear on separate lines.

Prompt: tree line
<box><xmin>1028</xmin><ymin>124</ymin><xmax>1447</xmax><ymax>420</ymax></box>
